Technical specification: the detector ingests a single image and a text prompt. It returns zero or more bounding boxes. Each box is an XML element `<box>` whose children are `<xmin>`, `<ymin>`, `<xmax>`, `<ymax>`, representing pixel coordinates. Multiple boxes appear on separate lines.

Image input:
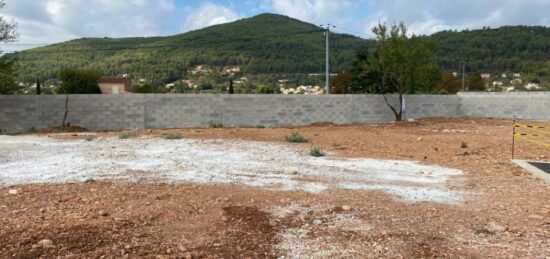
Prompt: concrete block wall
<box><xmin>458</xmin><ymin>92</ymin><xmax>550</xmax><ymax>120</ymax></box>
<box><xmin>0</xmin><ymin>93</ymin><xmax>548</xmax><ymax>133</ymax></box>
<box><xmin>0</xmin><ymin>95</ymin><xmax>38</xmax><ymax>133</ymax></box>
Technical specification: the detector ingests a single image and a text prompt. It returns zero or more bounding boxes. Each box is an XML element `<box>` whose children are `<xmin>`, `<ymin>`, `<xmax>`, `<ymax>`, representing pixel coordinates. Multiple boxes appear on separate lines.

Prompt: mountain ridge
<box><xmin>6</xmin><ymin>13</ymin><xmax>550</xmax><ymax>83</ymax></box>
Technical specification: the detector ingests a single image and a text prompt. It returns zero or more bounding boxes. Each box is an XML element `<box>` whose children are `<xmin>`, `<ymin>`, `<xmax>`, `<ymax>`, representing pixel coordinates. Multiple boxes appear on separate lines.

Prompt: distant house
<box><xmin>481</xmin><ymin>73</ymin><xmax>491</xmax><ymax>79</ymax></box>
<box><xmin>525</xmin><ymin>83</ymin><xmax>542</xmax><ymax>90</ymax></box>
<box><xmin>98</xmin><ymin>76</ymin><xmax>133</xmax><ymax>94</ymax></box>
<box><xmin>510</xmin><ymin>79</ymin><xmax>522</xmax><ymax>85</ymax></box>
<box><xmin>492</xmin><ymin>81</ymin><xmax>504</xmax><ymax>87</ymax></box>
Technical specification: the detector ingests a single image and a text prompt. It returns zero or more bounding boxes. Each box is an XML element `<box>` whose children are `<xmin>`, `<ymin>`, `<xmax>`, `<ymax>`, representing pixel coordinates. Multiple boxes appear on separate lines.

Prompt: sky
<box><xmin>1</xmin><ymin>0</ymin><xmax>550</xmax><ymax>52</ymax></box>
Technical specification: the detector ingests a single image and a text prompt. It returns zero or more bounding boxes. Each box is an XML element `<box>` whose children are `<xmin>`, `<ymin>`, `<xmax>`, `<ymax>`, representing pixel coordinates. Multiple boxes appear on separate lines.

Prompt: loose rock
<box><xmin>37</xmin><ymin>239</ymin><xmax>56</xmax><ymax>248</ymax></box>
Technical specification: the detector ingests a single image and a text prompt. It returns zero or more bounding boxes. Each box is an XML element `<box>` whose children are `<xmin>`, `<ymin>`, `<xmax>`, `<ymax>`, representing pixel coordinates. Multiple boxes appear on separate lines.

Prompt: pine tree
<box><xmin>36</xmin><ymin>78</ymin><xmax>41</xmax><ymax>95</ymax></box>
<box><xmin>228</xmin><ymin>78</ymin><xmax>234</xmax><ymax>94</ymax></box>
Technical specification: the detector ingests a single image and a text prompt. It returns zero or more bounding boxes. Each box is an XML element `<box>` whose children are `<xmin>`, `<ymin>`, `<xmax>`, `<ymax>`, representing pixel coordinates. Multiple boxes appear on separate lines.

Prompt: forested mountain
<box><xmin>6</xmin><ymin>13</ymin><xmax>367</xmax><ymax>83</ymax></box>
<box><xmin>5</xmin><ymin>13</ymin><xmax>550</xmax><ymax>84</ymax></box>
<box><xmin>430</xmin><ymin>26</ymin><xmax>550</xmax><ymax>75</ymax></box>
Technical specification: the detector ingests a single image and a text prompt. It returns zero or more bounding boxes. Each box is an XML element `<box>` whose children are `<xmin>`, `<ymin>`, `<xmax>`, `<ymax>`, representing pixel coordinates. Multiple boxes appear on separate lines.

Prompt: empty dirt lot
<box><xmin>1</xmin><ymin>118</ymin><xmax>549</xmax><ymax>258</ymax></box>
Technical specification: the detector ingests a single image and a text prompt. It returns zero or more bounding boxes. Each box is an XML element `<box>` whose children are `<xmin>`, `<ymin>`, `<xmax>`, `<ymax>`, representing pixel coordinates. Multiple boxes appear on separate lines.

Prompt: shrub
<box><xmin>310</xmin><ymin>148</ymin><xmax>325</xmax><ymax>157</ymax></box>
<box><xmin>461</xmin><ymin>142</ymin><xmax>468</xmax><ymax>149</ymax></box>
<box><xmin>164</xmin><ymin>133</ymin><xmax>183</xmax><ymax>140</ymax></box>
<box><xmin>85</xmin><ymin>135</ymin><xmax>96</xmax><ymax>141</ymax></box>
<box><xmin>256</xmin><ymin>125</ymin><xmax>266</xmax><ymax>128</ymax></box>
<box><xmin>119</xmin><ymin>131</ymin><xmax>138</xmax><ymax>139</ymax></box>
<box><xmin>209</xmin><ymin>122</ymin><xmax>224</xmax><ymax>128</ymax></box>
<box><xmin>286</xmin><ymin>132</ymin><xmax>308</xmax><ymax>143</ymax></box>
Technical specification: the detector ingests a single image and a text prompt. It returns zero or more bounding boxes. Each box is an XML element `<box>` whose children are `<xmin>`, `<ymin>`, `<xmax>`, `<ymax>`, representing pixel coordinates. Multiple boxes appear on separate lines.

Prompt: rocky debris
<box><xmin>0</xmin><ymin>118</ymin><xmax>549</xmax><ymax>258</ymax></box>
<box><xmin>341</xmin><ymin>205</ymin><xmax>352</xmax><ymax>211</ymax></box>
<box><xmin>487</xmin><ymin>221</ymin><xmax>506</xmax><ymax>233</ymax></box>
<box><xmin>8</xmin><ymin>189</ymin><xmax>18</xmax><ymax>195</ymax></box>
<box><xmin>34</xmin><ymin>239</ymin><xmax>56</xmax><ymax>249</ymax></box>
<box><xmin>99</xmin><ymin>210</ymin><xmax>109</xmax><ymax>217</ymax></box>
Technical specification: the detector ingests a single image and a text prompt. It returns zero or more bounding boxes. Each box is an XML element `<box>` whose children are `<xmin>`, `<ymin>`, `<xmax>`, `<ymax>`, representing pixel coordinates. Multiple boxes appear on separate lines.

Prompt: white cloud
<box><xmin>363</xmin><ymin>0</ymin><xmax>550</xmax><ymax>36</ymax></box>
<box><xmin>271</xmin><ymin>0</ymin><xmax>355</xmax><ymax>24</ymax></box>
<box><xmin>0</xmin><ymin>0</ymin><xmax>176</xmax><ymax>51</ymax></box>
<box><xmin>180</xmin><ymin>3</ymin><xmax>240</xmax><ymax>32</ymax></box>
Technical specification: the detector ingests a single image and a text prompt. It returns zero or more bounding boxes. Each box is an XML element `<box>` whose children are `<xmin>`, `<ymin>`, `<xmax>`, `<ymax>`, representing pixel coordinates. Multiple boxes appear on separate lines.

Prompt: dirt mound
<box><xmin>36</xmin><ymin>126</ymin><xmax>88</xmax><ymax>134</ymax></box>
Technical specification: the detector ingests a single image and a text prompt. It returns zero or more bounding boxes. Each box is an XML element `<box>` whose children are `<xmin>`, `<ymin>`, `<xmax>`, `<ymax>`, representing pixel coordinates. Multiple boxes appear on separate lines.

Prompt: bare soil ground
<box><xmin>1</xmin><ymin>118</ymin><xmax>549</xmax><ymax>258</ymax></box>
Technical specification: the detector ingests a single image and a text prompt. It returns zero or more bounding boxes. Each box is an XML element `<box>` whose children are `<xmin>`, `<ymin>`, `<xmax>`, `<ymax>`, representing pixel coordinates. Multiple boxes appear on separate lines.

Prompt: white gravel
<box><xmin>0</xmin><ymin>135</ymin><xmax>464</xmax><ymax>203</ymax></box>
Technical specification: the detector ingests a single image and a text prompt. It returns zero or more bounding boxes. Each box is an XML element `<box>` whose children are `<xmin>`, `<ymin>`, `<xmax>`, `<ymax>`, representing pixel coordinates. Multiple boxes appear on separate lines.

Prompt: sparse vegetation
<box><xmin>119</xmin><ymin>131</ymin><xmax>138</xmax><ymax>139</ymax></box>
<box><xmin>164</xmin><ymin>133</ymin><xmax>183</xmax><ymax>140</ymax></box>
<box><xmin>286</xmin><ymin>132</ymin><xmax>308</xmax><ymax>143</ymax></box>
<box><xmin>209</xmin><ymin>122</ymin><xmax>224</xmax><ymax>128</ymax></box>
<box><xmin>256</xmin><ymin>125</ymin><xmax>266</xmax><ymax>128</ymax></box>
<box><xmin>333</xmin><ymin>144</ymin><xmax>347</xmax><ymax>150</ymax></box>
<box><xmin>309</xmin><ymin>148</ymin><xmax>325</xmax><ymax>157</ymax></box>
<box><xmin>84</xmin><ymin>135</ymin><xmax>96</xmax><ymax>142</ymax></box>
<box><xmin>461</xmin><ymin>142</ymin><xmax>468</xmax><ymax>149</ymax></box>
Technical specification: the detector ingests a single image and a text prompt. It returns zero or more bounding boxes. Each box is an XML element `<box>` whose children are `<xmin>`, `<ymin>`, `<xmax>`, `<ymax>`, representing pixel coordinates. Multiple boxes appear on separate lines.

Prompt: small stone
<box><xmin>37</xmin><ymin>239</ymin><xmax>55</xmax><ymax>248</ymax></box>
<box><xmin>341</xmin><ymin>205</ymin><xmax>352</xmax><ymax>211</ymax></box>
<box><xmin>528</xmin><ymin>214</ymin><xmax>544</xmax><ymax>220</ymax></box>
<box><xmin>417</xmin><ymin>137</ymin><xmax>423</xmax><ymax>141</ymax></box>
<box><xmin>99</xmin><ymin>210</ymin><xmax>109</xmax><ymax>217</ymax></box>
<box><xmin>8</xmin><ymin>189</ymin><xmax>18</xmax><ymax>195</ymax></box>
<box><xmin>178</xmin><ymin>245</ymin><xmax>187</xmax><ymax>252</ymax></box>
<box><xmin>487</xmin><ymin>221</ymin><xmax>506</xmax><ymax>232</ymax></box>
<box><xmin>39</xmin><ymin>208</ymin><xmax>45</xmax><ymax>213</ymax></box>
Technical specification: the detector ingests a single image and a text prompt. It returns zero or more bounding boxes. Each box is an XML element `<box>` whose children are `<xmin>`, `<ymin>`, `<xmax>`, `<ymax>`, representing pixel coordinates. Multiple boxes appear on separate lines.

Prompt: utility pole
<box><xmin>462</xmin><ymin>64</ymin><xmax>465</xmax><ymax>92</ymax></box>
<box><xmin>321</xmin><ymin>24</ymin><xmax>335</xmax><ymax>95</ymax></box>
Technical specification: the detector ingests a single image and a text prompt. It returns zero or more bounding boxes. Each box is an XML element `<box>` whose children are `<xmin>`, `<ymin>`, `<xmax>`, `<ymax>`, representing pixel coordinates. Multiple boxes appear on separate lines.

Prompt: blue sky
<box><xmin>2</xmin><ymin>0</ymin><xmax>550</xmax><ymax>52</ymax></box>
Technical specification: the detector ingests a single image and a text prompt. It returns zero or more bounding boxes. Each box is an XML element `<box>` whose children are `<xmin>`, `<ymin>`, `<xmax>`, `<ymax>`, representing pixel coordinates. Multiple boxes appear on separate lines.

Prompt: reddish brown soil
<box><xmin>36</xmin><ymin>126</ymin><xmax>88</xmax><ymax>134</ymax></box>
<box><xmin>2</xmin><ymin>118</ymin><xmax>549</xmax><ymax>258</ymax></box>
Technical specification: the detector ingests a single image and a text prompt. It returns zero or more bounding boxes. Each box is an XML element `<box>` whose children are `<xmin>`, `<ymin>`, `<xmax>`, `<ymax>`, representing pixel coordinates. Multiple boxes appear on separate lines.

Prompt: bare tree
<box><xmin>0</xmin><ymin>0</ymin><xmax>19</xmax><ymax>95</ymax></box>
<box><xmin>0</xmin><ymin>0</ymin><xmax>18</xmax><ymax>43</ymax></box>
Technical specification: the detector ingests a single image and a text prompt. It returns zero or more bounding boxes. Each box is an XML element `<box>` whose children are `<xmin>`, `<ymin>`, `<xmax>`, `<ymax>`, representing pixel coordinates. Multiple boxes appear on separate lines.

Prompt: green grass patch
<box><xmin>164</xmin><ymin>133</ymin><xmax>183</xmax><ymax>140</ymax></box>
<box><xmin>119</xmin><ymin>130</ymin><xmax>138</xmax><ymax>139</ymax></box>
<box><xmin>209</xmin><ymin>122</ymin><xmax>224</xmax><ymax>128</ymax></box>
<box><xmin>309</xmin><ymin>148</ymin><xmax>325</xmax><ymax>157</ymax></box>
<box><xmin>84</xmin><ymin>135</ymin><xmax>96</xmax><ymax>142</ymax></box>
<box><xmin>286</xmin><ymin>132</ymin><xmax>308</xmax><ymax>143</ymax></box>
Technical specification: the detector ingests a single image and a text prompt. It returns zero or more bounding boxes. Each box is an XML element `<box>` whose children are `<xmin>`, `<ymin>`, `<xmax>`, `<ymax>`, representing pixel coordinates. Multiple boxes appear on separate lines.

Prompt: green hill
<box><xmin>7</xmin><ymin>13</ymin><xmax>368</xmax><ymax>83</ymax></box>
<box><xmin>6</xmin><ymin>13</ymin><xmax>550</xmax><ymax>85</ymax></box>
<box><xmin>430</xmin><ymin>26</ymin><xmax>550</xmax><ymax>75</ymax></box>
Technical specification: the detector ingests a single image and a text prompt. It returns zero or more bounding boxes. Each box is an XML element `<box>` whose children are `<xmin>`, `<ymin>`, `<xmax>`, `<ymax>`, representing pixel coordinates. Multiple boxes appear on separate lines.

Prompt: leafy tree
<box><xmin>57</xmin><ymin>68</ymin><xmax>102</xmax><ymax>94</ymax></box>
<box><xmin>365</xmin><ymin>22</ymin><xmax>438</xmax><ymax>120</ymax></box>
<box><xmin>410</xmin><ymin>65</ymin><xmax>441</xmax><ymax>93</ymax></box>
<box><xmin>467</xmin><ymin>73</ymin><xmax>485</xmax><ymax>91</ymax></box>
<box><xmin>133</xmin><ymin>84</ymin><xmax>167</xmax><ymax>93</ymax></box>
<box><xmin>0</xmin><ymin>0</ymin><xmax>18</xmax><ymax>95</ymax></box>
<box><xmin>435</xmin><ymin>72</ymin><xmax>461</xmax><ymax>94</ymax></box>
<box><xmin>0</xmin><ymin>58</ymin><xmax>17</xmax><ymax>94</ymax></box>
<box><xmin>329</xmin><ymin>71</ymin><xmax>352</xmax><ymax>94</ymax></box>
<box><xmin>256</xmin><ymin>84</ymin><xmax>280</xmax><ymax>94</ymax></box>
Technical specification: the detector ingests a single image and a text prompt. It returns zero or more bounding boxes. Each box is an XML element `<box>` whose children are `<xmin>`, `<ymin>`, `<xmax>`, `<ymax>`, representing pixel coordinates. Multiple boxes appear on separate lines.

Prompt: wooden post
<box><xmin>512</xmin><ymin>116</ymin><xmax>516</xmax><ymax>160</ymax></box>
